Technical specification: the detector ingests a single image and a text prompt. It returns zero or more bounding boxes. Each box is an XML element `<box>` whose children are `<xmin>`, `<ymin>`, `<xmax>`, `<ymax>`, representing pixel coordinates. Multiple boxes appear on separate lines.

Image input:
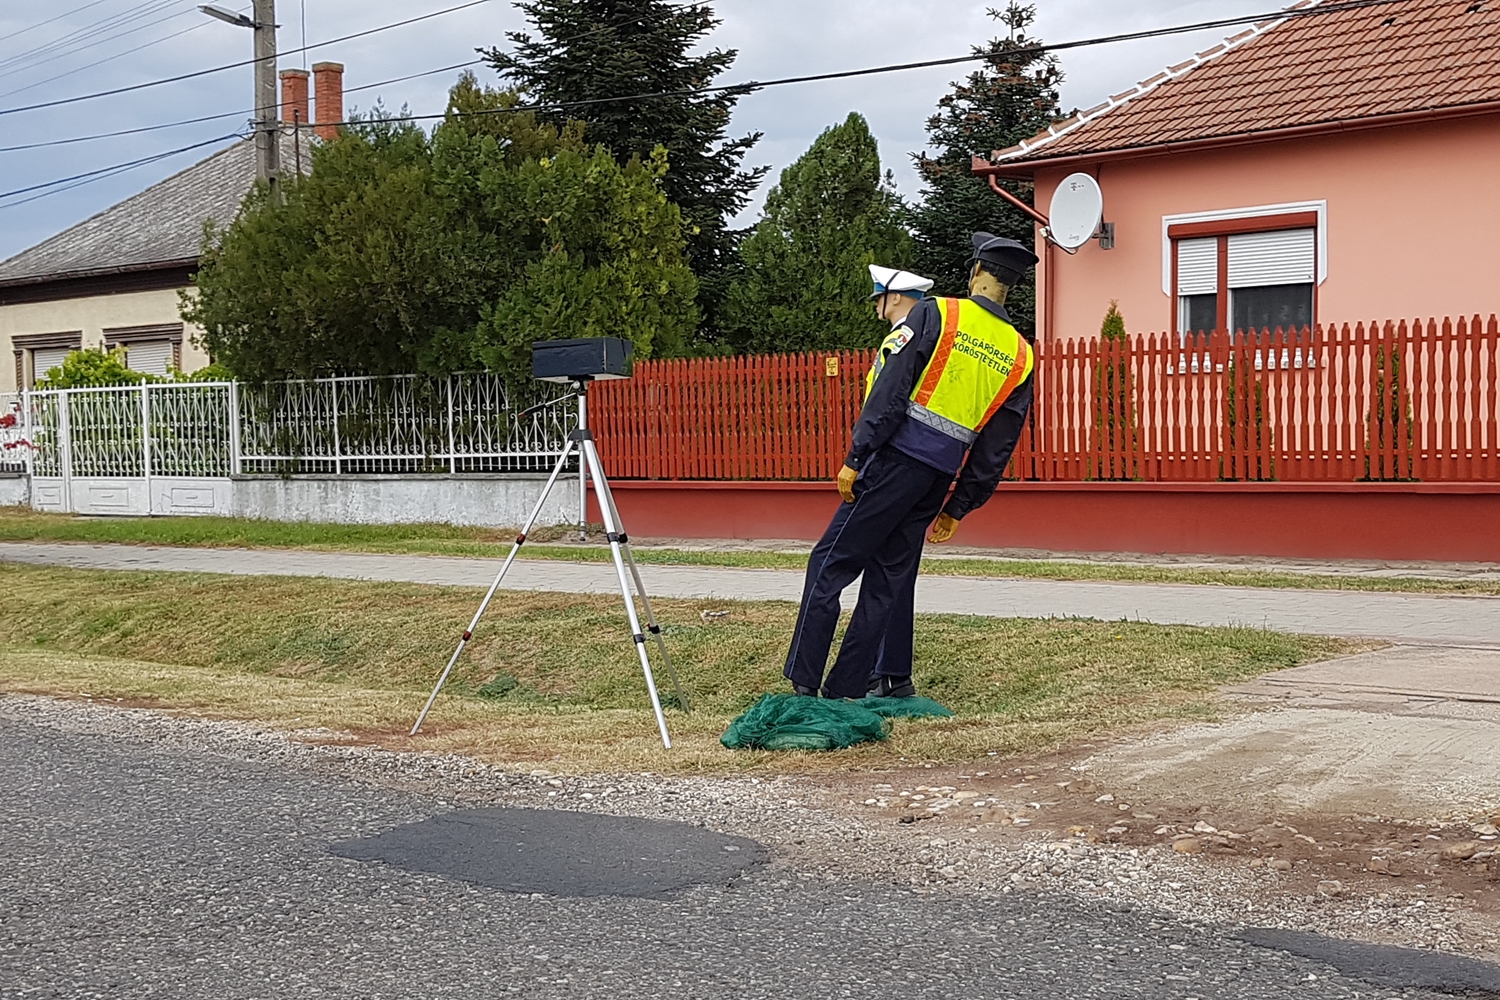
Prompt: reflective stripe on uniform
<box><xmin>978</xmin><ymin>336</ymin><xmax>1032</xmax><ymax>427</ymax></box>
<box><xmin>905</xmin><ymin>401</ymin><xmax>978</xmax><ymax>444</ymax></box>
<box><xmin>913</xmin><ymin>300</ymin><xmax>963</xmax><ymax>407</ymax></box>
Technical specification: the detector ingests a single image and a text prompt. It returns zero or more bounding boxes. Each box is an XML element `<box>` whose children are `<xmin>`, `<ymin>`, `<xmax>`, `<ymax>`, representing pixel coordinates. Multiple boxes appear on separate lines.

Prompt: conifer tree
<box><xmin>482</xmin><ymin>1</ymin><xmax>766</xmax><ymax>345</ymax></box>
<box><xmin>909</xmin><ymin>2</ymin><xmax>1062</xmax><ymax>336</ymax></box>
<box><xmin>722</xmin><ymin>113</ymin><xmax>913</xmax><ymax>354</ymax></box>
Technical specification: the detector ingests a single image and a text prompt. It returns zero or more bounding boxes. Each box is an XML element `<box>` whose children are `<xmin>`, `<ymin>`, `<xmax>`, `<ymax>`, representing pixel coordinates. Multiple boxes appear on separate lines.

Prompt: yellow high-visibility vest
<box><xmin>906</xmin><ymin>297</ymin><xmax>1033</xmax><ymax>446</ymax></box>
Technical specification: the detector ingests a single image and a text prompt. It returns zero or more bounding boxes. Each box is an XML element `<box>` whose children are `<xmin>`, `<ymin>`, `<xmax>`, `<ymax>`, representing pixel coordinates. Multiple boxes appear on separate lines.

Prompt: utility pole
<box><xmin>200</xmin><ymin>4</ymin><xmax>279</xmax><ymax>188</ymax></box>
<box><xmin>252</xmin><ymin>0</ymin><xmax>280</xmax><ymax>189</ymax></box>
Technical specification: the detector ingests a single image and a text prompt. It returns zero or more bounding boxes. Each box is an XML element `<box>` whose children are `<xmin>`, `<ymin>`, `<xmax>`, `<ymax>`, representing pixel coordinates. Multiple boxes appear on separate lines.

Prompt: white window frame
<box><xmin>1161</xmin><ymin>200</ymin><xmax>1328</xmax><ymax>296</ymax></box>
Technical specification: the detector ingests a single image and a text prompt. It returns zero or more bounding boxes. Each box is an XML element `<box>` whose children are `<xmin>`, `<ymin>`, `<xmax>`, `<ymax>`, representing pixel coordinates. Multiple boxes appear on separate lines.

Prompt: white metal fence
<box><xmin>18</xmin><ymin>373</ymin><xmax>574</xmax><ymax>483</ymax></box>
<box><xmin>0</xmin><ymin>394</ymin><xmax>27</xmax><ymax>474</ymax></box>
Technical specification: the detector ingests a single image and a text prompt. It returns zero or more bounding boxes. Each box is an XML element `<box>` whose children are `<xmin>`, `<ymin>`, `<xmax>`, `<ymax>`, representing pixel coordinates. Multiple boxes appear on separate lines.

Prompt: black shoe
<box><xmin>867</xmin><ymin>675</ymin><xmax>916</xmax><ymax>699</ymax></box>
<box><xmin>793</xmin><ymin>683</ymin><xmax>820</xmax><ymax>697</ymax></box>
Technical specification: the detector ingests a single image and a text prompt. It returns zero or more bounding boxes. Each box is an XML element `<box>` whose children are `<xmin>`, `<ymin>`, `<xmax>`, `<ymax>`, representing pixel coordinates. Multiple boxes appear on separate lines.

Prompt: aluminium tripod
<box><xmin>409</xmin><ymin>380</ymin><xmax>688</xmax><ymax>748</ymax></box>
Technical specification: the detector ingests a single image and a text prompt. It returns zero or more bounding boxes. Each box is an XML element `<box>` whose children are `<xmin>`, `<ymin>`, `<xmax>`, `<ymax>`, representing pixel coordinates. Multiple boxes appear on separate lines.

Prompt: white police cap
<box><xmin>868</xmin><ymin>264</ymin><xmax>935</xmax><ymax>300</ymax></box>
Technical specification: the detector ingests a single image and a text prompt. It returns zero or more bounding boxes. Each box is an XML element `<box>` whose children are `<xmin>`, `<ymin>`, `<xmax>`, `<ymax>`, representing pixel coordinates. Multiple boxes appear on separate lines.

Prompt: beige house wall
<box><xmin>0</xmin><ymin>287</ymin><xmax>209</xmax><ymax>392</ymax></box>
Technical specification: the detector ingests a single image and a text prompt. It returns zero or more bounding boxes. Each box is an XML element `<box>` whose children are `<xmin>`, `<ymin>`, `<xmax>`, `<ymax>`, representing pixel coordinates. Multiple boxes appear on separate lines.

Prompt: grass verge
<box><xmin>0</xmin><ymin>564</ymin><xmax>1362</xmax><ymax>774</ymax></box>
<box><xmin>0</xmin><ymin>508</ymin><xmax>1495</xmax><ymax>595</ymax></box>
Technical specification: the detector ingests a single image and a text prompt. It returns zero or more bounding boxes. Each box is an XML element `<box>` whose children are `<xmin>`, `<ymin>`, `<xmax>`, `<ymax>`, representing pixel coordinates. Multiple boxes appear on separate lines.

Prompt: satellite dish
<box><xmin>1048</xmin><ymin>172</ymin><xmax>1104</xmax><ymax>250</ymax></box>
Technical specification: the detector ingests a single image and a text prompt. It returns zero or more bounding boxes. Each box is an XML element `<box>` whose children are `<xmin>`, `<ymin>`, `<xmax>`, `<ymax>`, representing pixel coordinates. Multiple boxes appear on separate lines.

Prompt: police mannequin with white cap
<box><xmin>784</xmin><ymin>234</ymin><xmax>1038</xmax><ymax>700</ymax></box>
<box><xmin>787</xmin><ymin>265</ymin><xmax>937</xmax><ymax>694</ymax></box>
<box><xmin>864</xmin><ymin>265</ymin><xmax>934</xmax><ymax>399</ymax></box>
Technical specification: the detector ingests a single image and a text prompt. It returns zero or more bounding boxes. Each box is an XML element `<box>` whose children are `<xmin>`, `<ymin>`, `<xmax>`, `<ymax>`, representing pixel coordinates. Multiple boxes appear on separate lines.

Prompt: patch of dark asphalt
<box><xmin>1238</xmin><ymin>928</ymin><xmax>1500</xmax><ymax>996</ymax></box>
<box><xmin>329</xmin><ymin>807</ymin><xmax>766</xmax><ymax>899</ymax></box>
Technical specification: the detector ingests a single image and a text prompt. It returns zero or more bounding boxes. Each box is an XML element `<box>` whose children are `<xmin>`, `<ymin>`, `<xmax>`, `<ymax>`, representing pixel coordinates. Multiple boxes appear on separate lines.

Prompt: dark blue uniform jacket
<box><xmin>842</xmin><ymin>295</ymin><xmax>1035</xmax><ymax>521</ymax></box>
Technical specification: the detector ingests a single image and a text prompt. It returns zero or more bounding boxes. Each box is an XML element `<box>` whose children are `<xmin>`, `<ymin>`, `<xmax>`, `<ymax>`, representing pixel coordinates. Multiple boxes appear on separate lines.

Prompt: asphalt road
<box><xmin>3</xmin><ymin>712</ymin><xmax>1495</xmax><ymax>999</ymax></box>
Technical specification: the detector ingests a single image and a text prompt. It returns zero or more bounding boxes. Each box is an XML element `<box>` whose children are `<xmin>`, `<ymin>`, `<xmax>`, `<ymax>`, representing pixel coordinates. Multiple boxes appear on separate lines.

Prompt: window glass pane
<box><xmin>1179</xmin><ymin>294</ymin><xmax>1217</xmax><ymax>337</ymax></box>
<box><xmin>1231</xmin><ymin>284</ymin><xmax>1313</xmax><ymax>339</ymax></box>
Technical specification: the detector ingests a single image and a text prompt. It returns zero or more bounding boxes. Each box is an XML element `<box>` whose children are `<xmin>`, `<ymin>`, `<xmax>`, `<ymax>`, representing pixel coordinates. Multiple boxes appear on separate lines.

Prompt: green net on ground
<box><xmin>720</xmin><ymin>693</ymin><xmax>952</xmax><ymax>751</ymax></box>
<box><xmin>859</xmin><ymin>696</ymin><xmax>954</xmax><ymax>720</ymax></box>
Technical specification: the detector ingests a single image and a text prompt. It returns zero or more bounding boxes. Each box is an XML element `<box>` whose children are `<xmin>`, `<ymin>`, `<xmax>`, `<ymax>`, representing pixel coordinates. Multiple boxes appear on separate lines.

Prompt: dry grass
<box><xmin>0</xmin><ymin>564</ymin><xmax>1362</xmax><ymax>774</ymax></box>
<box><xmin>2</xmin><ymin>507</ymin><xmax>1497</xmax><ymax>595</ymax></box>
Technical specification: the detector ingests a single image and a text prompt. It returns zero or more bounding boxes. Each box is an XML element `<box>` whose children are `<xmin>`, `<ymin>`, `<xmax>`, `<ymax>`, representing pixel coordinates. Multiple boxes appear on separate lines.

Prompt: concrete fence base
<box><xmin>0</xmin><ymin>476</ymin><xmax>28</xmax><ymax>509</ymax></box>
<box><xmin>230</xmin><ymin>474</ymin><xmax>583</xmax><ymax>528</ymax></box>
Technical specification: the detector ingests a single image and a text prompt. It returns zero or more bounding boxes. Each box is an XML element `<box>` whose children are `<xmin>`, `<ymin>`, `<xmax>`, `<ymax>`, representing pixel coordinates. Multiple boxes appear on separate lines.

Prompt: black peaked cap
<box><xmin>968</xmin><ymin>232</ymin><xmax>1040</xmax><ymax>285</ymax></box>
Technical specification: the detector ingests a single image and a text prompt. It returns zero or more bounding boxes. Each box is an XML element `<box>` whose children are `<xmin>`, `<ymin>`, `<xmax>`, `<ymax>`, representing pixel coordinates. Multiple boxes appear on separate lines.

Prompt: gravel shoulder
<box><xmin>4</xmin><ymin>691</ymin><xmax>1497</xmax><ymax>977</ymax></box>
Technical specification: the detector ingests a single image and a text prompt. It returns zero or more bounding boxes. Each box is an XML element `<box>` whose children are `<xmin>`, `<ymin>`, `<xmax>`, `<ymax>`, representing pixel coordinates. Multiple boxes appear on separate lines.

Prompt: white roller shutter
<box><xmin>1228</xmin><ymin>228</ymin><xmax>1315</xmax><ymax>288</ymax></box>
<box><xmin>125</xmin><ymin>340</ymin><xmax>172</xmax><ymax>376</ymax></box>
<box><xmin>31</xmin><ymin>347</ymin><xmax>72</xmax><ymax>383</ymax></box>
<box><xmin>1175</xmin><ymin>238</ymin><xmax>1218</xmax><ymax>295</ymax></box>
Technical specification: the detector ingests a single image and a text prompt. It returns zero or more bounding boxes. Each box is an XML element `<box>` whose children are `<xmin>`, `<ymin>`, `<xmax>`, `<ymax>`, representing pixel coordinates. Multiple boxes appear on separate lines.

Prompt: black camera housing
<box><xmin>532</xmin><ymin>338</ymin><xmax>634</xmax><ymax>383</ymax></box>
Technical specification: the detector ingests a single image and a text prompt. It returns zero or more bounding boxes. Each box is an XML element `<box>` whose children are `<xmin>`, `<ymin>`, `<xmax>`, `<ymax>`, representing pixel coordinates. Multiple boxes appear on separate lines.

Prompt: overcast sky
<box><xmin>0</xmin><ymin>0</ymin><xmax>1275</xmax><ymax>262</ymax></box>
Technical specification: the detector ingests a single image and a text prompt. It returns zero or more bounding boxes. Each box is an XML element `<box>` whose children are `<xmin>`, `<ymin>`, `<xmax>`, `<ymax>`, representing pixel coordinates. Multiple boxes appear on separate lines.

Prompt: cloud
<box><xmin>0</xmin><ymin>0</ymin><xmax>1274</xmax><ymax>260</ymax></box>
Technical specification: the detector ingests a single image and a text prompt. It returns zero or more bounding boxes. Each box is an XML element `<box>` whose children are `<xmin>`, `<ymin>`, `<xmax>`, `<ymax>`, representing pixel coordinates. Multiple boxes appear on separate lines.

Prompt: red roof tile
<box><xmin>994</xmin><ymin>0</ymin><xmax>1500</xmax><ymax>165</ymax></box>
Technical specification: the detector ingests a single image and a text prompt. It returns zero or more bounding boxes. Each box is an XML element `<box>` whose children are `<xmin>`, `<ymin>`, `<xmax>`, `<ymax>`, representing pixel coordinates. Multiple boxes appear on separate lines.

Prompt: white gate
<box><xmin>25</xmin><ymin>383</ymin><xmax>234</xmax><ymax>516</ymax></box>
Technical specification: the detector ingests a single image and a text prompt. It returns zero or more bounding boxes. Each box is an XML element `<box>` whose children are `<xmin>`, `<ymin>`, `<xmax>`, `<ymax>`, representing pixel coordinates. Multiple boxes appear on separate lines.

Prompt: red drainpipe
<box><xmin>974</xmin><ymin>165</ymin><xmax>1054</xmax><ymax>345</ymax></box>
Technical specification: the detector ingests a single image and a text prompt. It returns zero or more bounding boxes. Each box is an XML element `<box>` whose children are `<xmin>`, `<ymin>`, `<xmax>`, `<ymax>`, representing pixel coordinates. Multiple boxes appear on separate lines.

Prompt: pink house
<box><xmin>976</xmin><ymin>0</ymin><xmax>1500</xmax><ymax>344</ymax></box>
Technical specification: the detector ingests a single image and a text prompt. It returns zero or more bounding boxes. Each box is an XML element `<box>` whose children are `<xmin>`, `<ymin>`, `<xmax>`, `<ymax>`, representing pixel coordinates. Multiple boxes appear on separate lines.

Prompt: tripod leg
<box><xmin>410</xmin><ymin>440</ymin><xmax>576</xmax><ymax>736</ymax></box>
<box><xmin>580</xmin><ymin>437</ymin><xmax>672</xmax><ymax>750</ymax></box>
<box><xmin>594</xmin><ymin>469</ymin><xmax>689</xmax><ymax>713</ymax></box>
<box><xmin>578</xmin><ymin>451</ymin><xmax>588</xmax><ymax>542</ymax></box>
<box><xmin>577</xmin><ymin>391</ymin><xmax>588</xmax><ymax>541</ymax></box>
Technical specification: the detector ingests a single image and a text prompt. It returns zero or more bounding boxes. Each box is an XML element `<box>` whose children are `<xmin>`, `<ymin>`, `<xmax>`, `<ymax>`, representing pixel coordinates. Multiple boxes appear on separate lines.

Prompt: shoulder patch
<box><xmin>882</xmin><ymin>328</ymin><xmax>913</xmax><ymax>357</ymax></box>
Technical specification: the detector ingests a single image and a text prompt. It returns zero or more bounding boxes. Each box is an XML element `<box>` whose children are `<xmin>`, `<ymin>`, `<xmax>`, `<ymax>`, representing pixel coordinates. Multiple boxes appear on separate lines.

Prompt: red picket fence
<box><xmin>591</xmin><ymin>351</ymin><xmax>869</xmax><ymax>480</ymax></box>
<box><xmin>591</xmin><ymin>315</ymin><xmax>1500</xmax><ymax>483</ymax></box>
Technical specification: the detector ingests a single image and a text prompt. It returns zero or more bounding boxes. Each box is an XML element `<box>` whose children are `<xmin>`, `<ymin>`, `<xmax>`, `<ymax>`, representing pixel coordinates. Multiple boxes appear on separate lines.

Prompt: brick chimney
<box><xmin>279</xmin><ymin>68</ymin><xmax>310</xmax><ymax>129</ymax></box>
<box><xmin>313</xmin><ymin>61</ymin><xmax>344</xmax><ymax>141</ymax></box>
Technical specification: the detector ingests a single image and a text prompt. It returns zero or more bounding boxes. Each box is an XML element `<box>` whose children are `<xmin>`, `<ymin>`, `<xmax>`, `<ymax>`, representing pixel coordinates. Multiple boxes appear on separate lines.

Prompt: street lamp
<box><xmin>200</xmin><ymin>2</ymin><xmax>279</xmax><ymax>186</ymax></box>
<box><xmin>198</xmin><ymin>5</ymin><xmax>255</xmax><ymax>29</ymax></box>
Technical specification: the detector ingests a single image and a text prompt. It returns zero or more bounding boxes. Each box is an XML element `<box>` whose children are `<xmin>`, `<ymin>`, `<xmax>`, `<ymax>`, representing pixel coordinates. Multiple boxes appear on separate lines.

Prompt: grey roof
<box><xmin>0</xmin><ymin>137</ymin><xmax>307</xmax><ymax>287</ymax></box>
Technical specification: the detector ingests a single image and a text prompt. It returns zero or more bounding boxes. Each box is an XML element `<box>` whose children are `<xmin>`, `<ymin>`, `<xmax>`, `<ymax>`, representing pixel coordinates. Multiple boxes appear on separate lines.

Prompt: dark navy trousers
<box><xmin>783</xmin><ymin>447</ymin><xmax>952</xmax><ymax>698</ymax></box>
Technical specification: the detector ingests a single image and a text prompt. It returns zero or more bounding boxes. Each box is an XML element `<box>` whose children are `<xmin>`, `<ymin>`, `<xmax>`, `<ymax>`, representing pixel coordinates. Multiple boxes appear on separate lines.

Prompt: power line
<box><xmin>3</xmin><ymin>0</ymin><xmax>1396</xmax><ymax>209</ymax></box>
<box><xmin>4</xmin><ymin>0</ymin><xmax>117</xmax><ymax>45</ymax></box>
<box><xmin>0</xmin><ymin>0</ymin><xmax>496</xmax><ymax>118</ymax></box>
<box><xmin>0</xmin><ymin>142</ymin><xmax>233</xmax><ymax>210</ymax></box>
<box><xmin>0</xmin><ymin>0</ymin><xmax>718</xmax><ymax>207</ymax></box>
<box><xmin>0</xmin><ymin>10</ymin><xmax>234</xmax><ymax>100</ymax></box>
<box><xmin>0</xmin><ymin>132</ymin><xmax>244</xmax><ymax>206</ymax></box>
<box><xmin>0</xmin><ymin>60</ymin><xmax>484</xmax><ymax>155</ymax></box>
<box><xmin>312</xmin><ymin>0</ymin><xmax>1412</xmax><ymax>132</ymax></box>
<box><xmin>0</xmin><ymin>0</ymin><xmax>183</xmax><ymax>73</ymax></box>
<box><xmin>347</xmin><ymin>59</ymin><xmax>483</xmax><ymax>97</ymax></box>
<box><xmin>0</xmin><ymin>109</ymin><xmax>252</xmax><ymax>154</ymax></box>
<box><xmin>0</xmin><ymin>0</ymin><xmax>714</xmax><ymax>152</ymax></box>
<box><xmin>0</xmin><ymin>0</ymin><xmax>190</xmax><ymax>79</ymax></box>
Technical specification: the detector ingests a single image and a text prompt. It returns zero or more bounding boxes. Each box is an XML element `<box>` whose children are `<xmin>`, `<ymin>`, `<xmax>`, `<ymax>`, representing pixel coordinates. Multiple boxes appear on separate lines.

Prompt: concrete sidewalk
<box><xmin>4</xmin><ymin>540</ymin><xmax>1500</xmax><ymax>644</ymax></box>
<box><xmin>1089</xmin><ymin>645</ymin><xmax>1500</xmax><ymax>822</ymax></box>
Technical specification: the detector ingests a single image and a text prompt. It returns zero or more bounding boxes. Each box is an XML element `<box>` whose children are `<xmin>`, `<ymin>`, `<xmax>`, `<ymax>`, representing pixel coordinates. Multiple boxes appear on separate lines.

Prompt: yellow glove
<box><xmin>837</xmin><ymin>464</ymin><xmax>859</xmax><ymax>504</ymax></box>
<box><xmin>928</xmin><ymin>513</ymin><xmax>959</xmax><ymax>544</ymax></box>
